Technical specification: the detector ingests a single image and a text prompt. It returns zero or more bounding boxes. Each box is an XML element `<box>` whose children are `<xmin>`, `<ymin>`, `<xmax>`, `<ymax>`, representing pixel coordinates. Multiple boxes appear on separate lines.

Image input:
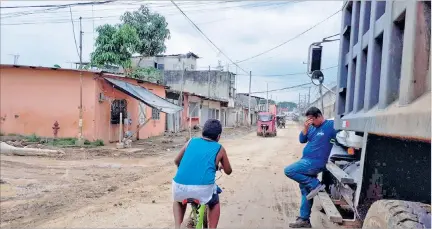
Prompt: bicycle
<box><xmin>182</xmin><ymin>170</ymin><xmax>223</xmax><ymax>228</ymax></box>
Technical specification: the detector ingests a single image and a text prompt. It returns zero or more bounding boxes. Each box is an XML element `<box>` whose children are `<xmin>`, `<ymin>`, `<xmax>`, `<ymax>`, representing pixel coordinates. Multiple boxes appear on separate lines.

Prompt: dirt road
<box><xmin>1</xmin><ymin>124</ymin><xmax>334</xmax><ymax>228</ymax></box>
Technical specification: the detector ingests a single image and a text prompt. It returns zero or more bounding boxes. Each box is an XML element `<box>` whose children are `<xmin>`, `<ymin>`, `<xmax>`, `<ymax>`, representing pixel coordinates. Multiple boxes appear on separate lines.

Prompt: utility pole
<box><xmin>266</xmin><ymin>83</ymin><xmax>269</xmax><ymax>112</ymax></box>
<box><xmin>248</xmin><ymin>71</ymin><xmax>252</xmax><ymax>126</ymax></box>
<box><xmin>178</xmin><ymin>61</ymin><xmax>185</xmax><ymax>132</ymax></box>
<box><xmin>77</xmin><ymin>16</ymin><xmax>84</xmax><ymax>146</ymax></box>
<box><xmin>319</xmin><ymin>83</ymin><xmax>324</xmax><ymax>116</ymax></box>
<box><xmin>308</xmin><ymin>87</ymin><xmax>311</xmax><ymax>106</ymax></box>
<box><xmin>207</xmin><ymin>65</ymin><xmax>211</xmax><ymax>119</ymax></box>
<box><xmin>235</xmin><ymin>61</ymin><xmax>238</xmax><ymax>97</ymax></box>
<box><xmin>298</xmin><ymin>93</ymin><xmax>301</xmax><ymax>114</ymax></box>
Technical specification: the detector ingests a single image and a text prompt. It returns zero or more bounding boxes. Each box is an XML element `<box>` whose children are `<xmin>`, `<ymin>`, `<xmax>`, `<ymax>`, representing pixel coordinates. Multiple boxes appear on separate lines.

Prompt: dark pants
<box><xmin>284</xmin><ymin>159</ymin><xmax>323</xmax><ymax>220</ymax></box>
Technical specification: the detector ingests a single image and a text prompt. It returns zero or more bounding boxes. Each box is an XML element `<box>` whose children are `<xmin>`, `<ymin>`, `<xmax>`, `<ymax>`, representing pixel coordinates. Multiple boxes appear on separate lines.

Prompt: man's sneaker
<box><xmin>306</xmin><ymin>184</ymin><xmax>326</xmax><ymax>200</ymax></box>
<box><xmin>288</xmin><ymin>217</ymin><xmax>312</xmax><ymax>228</ymax></box>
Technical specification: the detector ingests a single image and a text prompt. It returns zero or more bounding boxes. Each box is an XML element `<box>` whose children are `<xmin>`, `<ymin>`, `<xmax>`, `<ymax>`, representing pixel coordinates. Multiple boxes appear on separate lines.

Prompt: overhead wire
<box><xmin>0</xmin><ymin>1</ymin><xmax>117</xmax><ymax>9</ymax></box>
<box><xmin>170</xmin><ymin>0</ymin><xmax>249</xmax><ymax>74</ymax></box>
<box><xmin>250</xmin><ymin>82</ymin><xmax>312</xmax><ymax>94</ymax></box>
<box><xmin>69</xmin><ymin>6</ymin><xmax>80</xmax><ymax>59</ymax></box>
<box><xmin>237</xmin><ymin>65</ymin><xmax>338</xmax><ymax>77</ymax></box>
<box><xmin>235</xmin><ymin>9</ymin><xmax>342</xmax><ymax>64</ymax></box>
<box><xmin>1</xmin><ymin>1</ymin><xmax>288</xmax><ymax>26</ymax></box>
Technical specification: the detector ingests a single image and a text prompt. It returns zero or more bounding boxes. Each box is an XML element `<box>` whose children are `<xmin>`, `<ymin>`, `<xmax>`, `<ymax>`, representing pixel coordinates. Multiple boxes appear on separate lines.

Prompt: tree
<box><xmin>121</xmin><ymin>5</ymin><xmax>170</xmax><ymax>59</ymax></box>
<box><xmin>90</xmin><ymin>24</ymin><xmax>139</xmax><ymax>70</ymax></box>
<box><xmin>129</xmin><ymin>67</ymin><xmax>162</xmax><ymax>83</ymax></box>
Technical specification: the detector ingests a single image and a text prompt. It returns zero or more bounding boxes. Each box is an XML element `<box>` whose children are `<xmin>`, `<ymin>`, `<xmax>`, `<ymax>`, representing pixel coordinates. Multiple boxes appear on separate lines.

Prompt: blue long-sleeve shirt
<box><xmin>299</xmin><ymin>120</ymin><xmax>337</xmax><ymax>167</ymax></box>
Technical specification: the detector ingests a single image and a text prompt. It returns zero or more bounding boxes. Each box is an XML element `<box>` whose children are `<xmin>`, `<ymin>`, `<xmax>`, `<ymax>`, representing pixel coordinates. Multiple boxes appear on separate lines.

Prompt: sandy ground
<box><xmin>0</xmin><ymin>124</ymin><xmax>336</xmax><ymax>228</ymax></box>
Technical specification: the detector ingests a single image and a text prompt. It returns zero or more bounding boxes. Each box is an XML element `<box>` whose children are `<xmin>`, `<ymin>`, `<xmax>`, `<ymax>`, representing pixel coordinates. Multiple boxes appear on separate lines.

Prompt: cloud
<box><xmin>0</xmin><ymin>1</ymin><xmax>342</xmax><ymax>102</ymax></box>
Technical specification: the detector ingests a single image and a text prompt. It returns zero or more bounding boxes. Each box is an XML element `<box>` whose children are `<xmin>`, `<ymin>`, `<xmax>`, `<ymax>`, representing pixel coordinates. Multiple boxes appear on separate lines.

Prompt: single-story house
<box><xmin>165</xmin><ymin>89</ymin><xmax>229</xmax><ymax>132</ymax></box>
<box><xmin>0</xmin><ymin>64</ymin><xmax>182</xmax><ymax>143</ymax></box>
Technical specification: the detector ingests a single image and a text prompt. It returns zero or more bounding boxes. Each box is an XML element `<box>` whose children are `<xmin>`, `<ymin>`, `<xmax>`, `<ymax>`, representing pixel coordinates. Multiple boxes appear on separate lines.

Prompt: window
<box><xmin>157</xmin><ymin>64</ymin><xmax>164</xmax><ymax>70</ymax></box>
<box><xmin>189</xmin><ymin>102</ymin><xmax>199</xmax><ymax>117</ymax></box>
<box><xmin>111</xmin><ymin>99</ymin><xmax>127</xmax><ymax>124</ymax></box>
<box><xmin>191</xmin><ymin>64</ymin><xmax>195</xmax><ymax>70</ymax></box>
<box><xmin>152</xmin><ymin>108</ymin><xmax>160</xmax><ymax>120</ymax></box>
<box><xmin>208</xmin><ymin>109</ymin><xmax>220</xmax><ymax>120</ymax></box>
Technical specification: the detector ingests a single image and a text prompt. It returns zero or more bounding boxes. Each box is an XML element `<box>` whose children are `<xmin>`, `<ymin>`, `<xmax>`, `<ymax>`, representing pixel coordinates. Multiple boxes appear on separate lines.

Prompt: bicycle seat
<box><xmin>182</xmin><ymin>198</ymin><xmax>200</xmax><ymax>205</ymax></box>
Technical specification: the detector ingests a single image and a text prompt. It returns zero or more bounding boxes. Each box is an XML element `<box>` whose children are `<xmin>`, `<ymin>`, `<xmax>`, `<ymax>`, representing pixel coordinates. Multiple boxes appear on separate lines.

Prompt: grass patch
<box><xmin>47</xmin><ymin>138</ymin><xmax>104</xmax><ymax>147</ymax></box>
<box><xmin>90</xmin><ymin>139</ymin><xmax>104</xmax><ymax>146</ymax></box>
<box><xmin>25</xmin><ymin>133</ymin><xmax>41</xmax><ymax>142</ymax></box>
<box><xmin>7</xmin><ymin>133</ymin><xmax>20</xmax><ymax>136</ymax></box>
<box><xmin>48</xmin><ymin>138</ymin><xmax>77</xmax><ymax>146</ymax></box>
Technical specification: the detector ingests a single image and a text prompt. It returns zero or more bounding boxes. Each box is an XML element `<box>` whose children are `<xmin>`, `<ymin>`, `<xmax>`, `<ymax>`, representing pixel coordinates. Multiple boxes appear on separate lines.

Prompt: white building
<box><xmin>131</xmin><ymin>52</ymin><xmax>199</xmax><ymax>71</ymax></box>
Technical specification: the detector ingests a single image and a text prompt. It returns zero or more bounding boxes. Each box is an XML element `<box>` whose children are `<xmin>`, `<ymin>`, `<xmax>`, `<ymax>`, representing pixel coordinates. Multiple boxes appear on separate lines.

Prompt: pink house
<box><xmin>0</xmin><ymin>65</ymin><xmax>181</xmax><ymax>143</ymax></box>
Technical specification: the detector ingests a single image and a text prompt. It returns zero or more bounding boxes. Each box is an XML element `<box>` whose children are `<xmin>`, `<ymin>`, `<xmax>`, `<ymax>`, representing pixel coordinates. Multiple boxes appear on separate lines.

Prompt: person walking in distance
<box><xmin>284</xmin><ymin>107</ymin><xmax>337</xmax><ymax>228</ymax></box>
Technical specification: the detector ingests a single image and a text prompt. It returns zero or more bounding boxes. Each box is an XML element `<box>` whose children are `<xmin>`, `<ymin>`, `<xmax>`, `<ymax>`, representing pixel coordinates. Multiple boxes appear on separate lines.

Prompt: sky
<box><xmin>0</xmin><ymin>0</ymin><xmax>343</xmax><ymax>103</ymax></box>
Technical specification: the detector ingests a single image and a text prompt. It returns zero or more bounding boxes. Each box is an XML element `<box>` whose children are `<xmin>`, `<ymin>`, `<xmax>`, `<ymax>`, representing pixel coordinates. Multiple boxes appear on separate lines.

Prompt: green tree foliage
<box><xmin>121</xmin><ymin>5</ymin><xmax>170</xmax><ymax>57</ymax></box>
<box><xmin>91</xmin><ymin>24</ymin><xmax>139</xmax><ymax>70</ymax></box>
<box><xmin>129</xmin><ymin>67</ymin><xmax>162</xmax><ymax>83</ymax></box>
<box><xmin>90</xmin><ymin>5</ymin><xmax>170</xmax><ymax>81</ymax></box>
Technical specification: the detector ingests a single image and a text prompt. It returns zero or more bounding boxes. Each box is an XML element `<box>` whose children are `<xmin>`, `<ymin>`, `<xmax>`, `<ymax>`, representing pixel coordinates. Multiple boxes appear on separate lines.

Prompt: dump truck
<box><xmin>308</xmin><ymin>1</ymin><xmax>431</xmax><ymax>228</ymax></box>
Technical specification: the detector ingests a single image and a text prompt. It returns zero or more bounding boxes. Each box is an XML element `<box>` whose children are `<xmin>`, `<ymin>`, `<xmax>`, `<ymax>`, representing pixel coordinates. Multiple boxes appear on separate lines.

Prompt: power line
<box><xmin>237</xmin><ymin>65</ymin><xmax>338</xmax><ymax>77</ymax></box>
<box><xmin>235</xmin><ymin>9</ymin><xmax>342</xmax><ymax>64</ymax></box>
<box><xmin>0</xmin><ymin>1</ymin><xmax>118</xmax><ymax>19</ymax></box>
<box><xmin>0</xmin><ymin>1</ymin><xmax>279</xmax><ymax>20</ymax></box>
<box><xmin>170</xmin><ymin>0</ymin><xmax>249</xmax><ymax>74</ymax></box>
<box><xmin>1</xmin><ymin>1</ymin><xmax>288</xmax><ymax>26</ymax></box>
<box><xmin>0</xmin><ymin>1</ymin><xmax>117</xmax><ymax>9</ymax></box>
<box><xmin>251</xmin><ymin>82</ymin><xmax>312</xmax><ymax>94</ymax></box>
<box><xmin>69</xmin><ymin>7</ymin><xmax>80</xmax><ymax>59</ymax></box>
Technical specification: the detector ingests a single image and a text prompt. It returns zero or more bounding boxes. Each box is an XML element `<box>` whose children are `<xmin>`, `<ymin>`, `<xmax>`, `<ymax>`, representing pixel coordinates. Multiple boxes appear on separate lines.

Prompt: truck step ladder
<box><xmin>326</xmin><ymin>161</ymin><xmax>355</xmax><ymax>184</ymax></box>
<box><xmin>315</xmin><ymin>191</ymin><xmax>343</xmax><ymax>223</ymax></box>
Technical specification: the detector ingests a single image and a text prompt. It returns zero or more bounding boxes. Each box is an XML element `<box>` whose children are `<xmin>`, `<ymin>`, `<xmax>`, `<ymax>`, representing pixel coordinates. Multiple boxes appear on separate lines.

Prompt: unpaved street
<box><xmin>1</xmin><ymin>124</ymin><xmax>334</xmax><ymax>228</ymax></box>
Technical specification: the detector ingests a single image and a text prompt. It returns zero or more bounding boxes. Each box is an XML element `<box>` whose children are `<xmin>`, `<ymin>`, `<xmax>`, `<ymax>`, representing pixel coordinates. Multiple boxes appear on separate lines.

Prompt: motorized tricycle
<box><xmin>257</xmin><ymin>112</ymin><xmax>276</xmax><ymax>137</ymax></box>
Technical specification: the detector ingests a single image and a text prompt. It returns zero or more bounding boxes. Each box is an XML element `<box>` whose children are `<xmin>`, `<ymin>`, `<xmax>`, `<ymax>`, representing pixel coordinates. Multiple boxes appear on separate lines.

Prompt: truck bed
<box><xmin>335</xmin><ymin>1</ymin><xmax>431</xmax><ymax>140</ymax></box>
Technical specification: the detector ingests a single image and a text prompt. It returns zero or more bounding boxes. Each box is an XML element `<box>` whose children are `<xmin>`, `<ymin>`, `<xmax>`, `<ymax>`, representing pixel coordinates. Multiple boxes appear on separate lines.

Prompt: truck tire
<box><xmin>363</xmin><ymin>200</ymin><xmax>431</xmax><ymax>229</ymax></box>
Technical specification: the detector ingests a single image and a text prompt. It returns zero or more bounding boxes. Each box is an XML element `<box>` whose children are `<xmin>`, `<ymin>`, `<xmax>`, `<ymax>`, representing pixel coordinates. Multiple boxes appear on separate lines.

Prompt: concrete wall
<box><xmin>0</xmin><ymin>67</ymin><xmax>97</xmax><ymax>139</ymax></box>
<box><xmin>164</xmin><ymin>70</ymin><xmax>234</xmax><ymax>102</ymax></box>
<box><xmin>0</xmin><ymin>66</ymin><xmax>167</xmax><ymax>143</ymax></box>
<box><xmin>308</xmin><ymin>86</ymin><xmax>337</xmax><ymax>119</ymax></box>
<box><xmin>131</xmin><ymin>56</ymin><xmax>197</xmax><ymax>71</ymax></box>
<box><xmin>235</xmin><ymin>94</ymin><xmax>258</xmax><ymax>111</ymax></box>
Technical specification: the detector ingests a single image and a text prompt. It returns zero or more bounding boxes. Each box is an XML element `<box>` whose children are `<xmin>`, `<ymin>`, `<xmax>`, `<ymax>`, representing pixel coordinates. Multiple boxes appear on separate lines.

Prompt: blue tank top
<box><xmin>173</xmin><ymin>137</ymin><xmax>222</xmax><ymax>185</ymax></box>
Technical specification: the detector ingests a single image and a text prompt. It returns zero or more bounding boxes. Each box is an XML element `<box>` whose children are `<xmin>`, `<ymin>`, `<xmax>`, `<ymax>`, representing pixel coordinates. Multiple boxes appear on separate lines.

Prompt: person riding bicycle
<box><xmin>172</xmin><ymin>119</ymin><xmax>233</xmax><ymax>228</ymax></box>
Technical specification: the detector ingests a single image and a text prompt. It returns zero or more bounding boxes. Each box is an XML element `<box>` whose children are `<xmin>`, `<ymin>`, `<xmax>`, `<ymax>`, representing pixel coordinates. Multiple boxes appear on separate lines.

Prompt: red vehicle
<box><xmin>256</xmin><ymin>112</ymin><xmax>277</xmax><ymax>137</ymax></box>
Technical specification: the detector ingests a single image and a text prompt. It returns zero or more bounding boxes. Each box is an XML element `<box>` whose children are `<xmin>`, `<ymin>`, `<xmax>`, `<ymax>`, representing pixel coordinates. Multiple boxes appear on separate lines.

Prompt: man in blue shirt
<box><xmin>284</xmin><ymin>107</ymin><xmax>337</xmax><ymax>228</ymax></box>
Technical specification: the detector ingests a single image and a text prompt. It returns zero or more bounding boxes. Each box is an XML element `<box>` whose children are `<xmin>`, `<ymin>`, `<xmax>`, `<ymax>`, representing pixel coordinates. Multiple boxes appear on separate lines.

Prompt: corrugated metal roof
<box><xmin>105</xmin><ymin>77</ymin><xmax>182</xmax><ymax>114</ymax></box>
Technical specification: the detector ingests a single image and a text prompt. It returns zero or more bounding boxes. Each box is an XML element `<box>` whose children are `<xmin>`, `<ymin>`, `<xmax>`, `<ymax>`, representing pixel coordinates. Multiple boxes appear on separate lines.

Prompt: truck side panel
<box><xmin>335</xmin><ymin>1</ymin><xmax>431</xmax><ymax>140</ymax></box>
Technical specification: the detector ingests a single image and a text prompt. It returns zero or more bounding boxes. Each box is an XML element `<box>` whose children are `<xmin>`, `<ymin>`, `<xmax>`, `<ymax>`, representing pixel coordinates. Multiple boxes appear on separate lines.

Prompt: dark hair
<box><xmin>305</xmin><ymin>107</ymin><xmax>322</xmax><ymax>118</ymax></box>
<box><xmin>202</xmin><ymin>119</ymin><xmax>222</xmax><ymax>141</ymax></box>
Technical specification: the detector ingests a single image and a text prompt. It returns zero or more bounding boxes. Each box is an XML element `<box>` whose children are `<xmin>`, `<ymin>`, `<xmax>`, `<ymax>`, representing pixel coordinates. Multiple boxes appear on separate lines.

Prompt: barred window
<box><xmin>111</xmin><ymin>99</ymin><xmax>127</xmax><ymax>124</ymax></box>
<box><xmin>152</xmin><ymin>108</ymin><xmax>160</xmax><ymax>120</ymax></box>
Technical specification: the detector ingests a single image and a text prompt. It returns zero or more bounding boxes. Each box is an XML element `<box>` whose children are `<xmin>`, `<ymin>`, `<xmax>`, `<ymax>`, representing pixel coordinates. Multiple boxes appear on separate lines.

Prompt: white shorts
<box><xmin>172</xmin><ymin>180</ymin><xmax>217</xmax><ymax>204</ymax></box>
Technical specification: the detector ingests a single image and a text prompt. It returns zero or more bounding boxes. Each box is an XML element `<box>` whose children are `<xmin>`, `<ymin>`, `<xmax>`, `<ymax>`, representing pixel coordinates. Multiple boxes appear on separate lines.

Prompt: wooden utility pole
<box><xmin>77</xmin><ymin>16</ymin><xmax>84</xmax><ymax>146</ymax></box>
<box><xmin>266</xmin><ymin>83</ymin><xmax>269</xmax><ymax>112</ymax></box>
<box><xmin>207</xmin><ymin>65</ymin><xmax>211</xmax><ymax>119</ymax></box>
<box><xmin>248</xmin><ymin>71</ymin><xmax>252</xmax><ymax>126</ymax></box>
